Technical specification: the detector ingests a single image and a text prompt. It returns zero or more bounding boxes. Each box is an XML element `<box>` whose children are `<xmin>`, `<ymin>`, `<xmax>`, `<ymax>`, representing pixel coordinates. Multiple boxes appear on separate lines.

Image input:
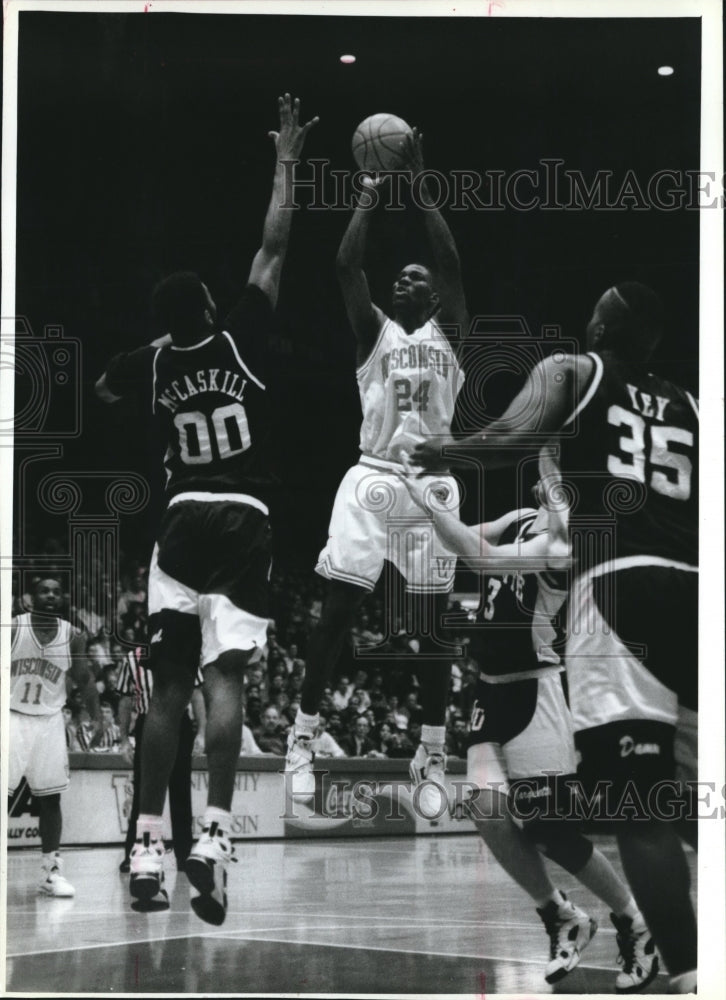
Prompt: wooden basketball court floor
<box><xmin>5</xmin><ymin>834</ymin><xmax>693</xmax><ymax>995</ymax></box>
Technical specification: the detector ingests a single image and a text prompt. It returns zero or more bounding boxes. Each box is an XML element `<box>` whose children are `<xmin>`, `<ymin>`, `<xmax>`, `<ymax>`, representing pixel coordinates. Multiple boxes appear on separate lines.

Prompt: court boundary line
<box><xmin>6</xmin><ymin>923</ymin><xmax>621</xmax><ymax>973</ymax></box>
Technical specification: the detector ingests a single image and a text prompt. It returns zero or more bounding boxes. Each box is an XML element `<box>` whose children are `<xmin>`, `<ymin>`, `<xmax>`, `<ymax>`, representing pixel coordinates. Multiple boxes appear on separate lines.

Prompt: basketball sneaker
<box><xmin>129</xmin><ymin>832</ymin><xmax>169</xmax><ymax>911</ymax></box>
<box><xmin>611</xmin><ymin>912</ymin><xmax>659</xmax><ymax>993</ymax></box>
<box><xmin>536</xmin><ymin>892</ymin><xmax>597</xmax><ymax>983</ymax></box>
<box><xmin>38</xmin><ymin>853</ymin><xmax>75</xmax><ymax>897</ymax></box>
<box><xmin>409</xmin><ymin>744</ymin><xmax>448</xmax><ymax>820</ymax></box>
<box><xmin>284</xmin><ymin>731</ymin><xmax>316</xmax><ymax>803</ymax></box>
<box><xmin>186</xmin><ymin>822</ymin><xmax>236</xmax><ymax>926</ymax></box>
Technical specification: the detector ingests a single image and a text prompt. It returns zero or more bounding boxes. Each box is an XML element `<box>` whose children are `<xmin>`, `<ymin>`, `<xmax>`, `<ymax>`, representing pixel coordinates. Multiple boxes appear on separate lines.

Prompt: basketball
<box><xmin>351</xmin><ymin>113</ymin><xmax>413</xmax><ymax>172</ymax></box>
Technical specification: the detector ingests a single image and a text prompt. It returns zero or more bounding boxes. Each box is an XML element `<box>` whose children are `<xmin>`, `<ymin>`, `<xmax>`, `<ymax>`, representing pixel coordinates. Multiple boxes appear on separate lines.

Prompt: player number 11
<box><xmin>20</xmin><ymin>682</ymin><xmax>43</xmax><ymax>705</ymax></box>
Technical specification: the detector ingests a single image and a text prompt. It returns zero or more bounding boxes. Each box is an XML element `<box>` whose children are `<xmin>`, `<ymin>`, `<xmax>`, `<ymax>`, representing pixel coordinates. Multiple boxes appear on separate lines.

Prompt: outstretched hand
<box><xmin>269</xmin><ymin>93</ymin><xmax>319</xmax><ymax>160</ymax></box>
<box><xmin>400</xmin><ymin>126</ymin><xmax>425</xmax><ymax>174</ymax></box>
<box><xmin>411</xmin><ymin>437</ymin><xmax>453</xmax><ymax>474</ymax></box>
<box><xmin>396</xmin><ymin>452</ymin><xmax>431</xmax><ymax>512</ymax></box>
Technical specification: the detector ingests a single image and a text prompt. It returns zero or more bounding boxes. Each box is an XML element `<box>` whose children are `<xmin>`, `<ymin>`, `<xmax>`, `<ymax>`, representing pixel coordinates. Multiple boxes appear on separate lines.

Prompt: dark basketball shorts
<box><xmin>148</xmin><ymin>494</ymin><xmax>271</xmax><ymax>669</ymax></box>
<box><xmin>466</xmin><ymin>671</ymin><xmax>576</xmax><ymax>795</ymax></box>
<box><xmin>566</xmin><ymin>558</ymin><xmax>697</xmax><ymax>823</ymax></box>
<box><xmin>573</xmin><ymin>719</ymin><xmax>694</xmax><ymax>825</ymax></box>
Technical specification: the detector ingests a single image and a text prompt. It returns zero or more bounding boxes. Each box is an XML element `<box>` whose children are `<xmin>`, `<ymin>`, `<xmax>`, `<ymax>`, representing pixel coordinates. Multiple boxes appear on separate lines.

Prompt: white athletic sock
<box><xmin>136</xmin><ymin>814</ymin><xmax>164</xmax><ymax>840</ymax></box>
<box><xmin>619</xmin><ymin>899</ymin><xmax>646</xmax><ymax>931</ymax></box>
<box><xmin>295</xmin><ymin>709</ymin><xmax>319</xmax><ymax>738</ymax></box>
<box><xmin>203</xmin><ymin>806</ymin><xmax>231</xmax><ymax>834</ymax></box>
<box><xmin>421</xmin><ymin>724</ymin><xmax>446</xmax><ymax>749</ymax></box>
<box><xmin>537</xmin><ymin>888</ymin><xmax>568</xmax><ymax>911</ymax></box>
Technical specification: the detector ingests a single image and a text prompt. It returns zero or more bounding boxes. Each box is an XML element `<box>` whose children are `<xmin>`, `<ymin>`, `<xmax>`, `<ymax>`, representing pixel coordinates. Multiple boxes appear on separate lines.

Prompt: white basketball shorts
<box><xmin>9</xmin><ymin>710</ymin><xmax>70</xmax><ymax>797</ymax></box>
<box><xmin>315</xmin><ymin>457</ymin><xmax>460</xmax><ymax>593</ymax></box>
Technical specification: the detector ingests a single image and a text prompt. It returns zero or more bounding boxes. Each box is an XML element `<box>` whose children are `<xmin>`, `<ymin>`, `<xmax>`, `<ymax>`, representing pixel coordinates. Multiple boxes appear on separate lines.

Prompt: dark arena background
<box><xmin>6</xmin><ymin>5</ymin><xmax>711</xmax><ymax>997</ymax></box>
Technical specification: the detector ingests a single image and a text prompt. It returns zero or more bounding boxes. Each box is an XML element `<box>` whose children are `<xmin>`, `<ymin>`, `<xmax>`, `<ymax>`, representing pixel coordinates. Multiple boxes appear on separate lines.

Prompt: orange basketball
<box><xmin>351</xmin><ymin>113</ymin><xmax>412</xmax><ymax>172</ymax></box>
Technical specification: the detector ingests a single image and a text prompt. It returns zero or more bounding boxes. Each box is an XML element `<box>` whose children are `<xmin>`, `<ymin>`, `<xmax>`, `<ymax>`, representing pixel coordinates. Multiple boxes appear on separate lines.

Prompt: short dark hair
<box><xmin>151</xmin><ymin>271</ymin><xmax>209</xmax><ymax>338</ymax></box>
<box><xmin>31</xmin><ymin>576</ymin><xmax>62</xmax><ymax>595</ymax></box>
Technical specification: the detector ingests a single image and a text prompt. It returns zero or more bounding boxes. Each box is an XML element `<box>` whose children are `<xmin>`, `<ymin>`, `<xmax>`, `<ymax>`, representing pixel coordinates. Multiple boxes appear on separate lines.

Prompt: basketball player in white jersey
<box><xmin>9</xmin><ymin>577</ymin><xmax>89</xmax><ymax>896</ymax></box>
<box><xmin>287</xmin><ymin>129</ymin><xmax>468</xmax><ymax>816</ymax></box>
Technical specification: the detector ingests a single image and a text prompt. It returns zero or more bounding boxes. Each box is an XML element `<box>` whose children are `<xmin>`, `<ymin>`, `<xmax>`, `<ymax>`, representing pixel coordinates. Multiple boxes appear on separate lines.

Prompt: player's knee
<box><xmin>206</xmin><ymin>649</ymin><xmax>252</xmax><ymax>677</ymax></box>
<box><xmin>508</xmin><ymin>775</ymin><xmax>593</xmax><ymax>873</ymax></box>
<box><xmin>524</xmin><ymin>819</ymin><xmax>594</xmax><ymax>874</ymax></box>
<box><xmin>466</xmin><ymin>786</ymin><xmax>510</xmax><ymax>824</ymax></box>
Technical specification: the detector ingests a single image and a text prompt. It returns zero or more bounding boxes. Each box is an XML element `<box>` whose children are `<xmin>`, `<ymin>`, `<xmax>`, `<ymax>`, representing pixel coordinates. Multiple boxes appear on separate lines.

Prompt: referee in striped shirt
<box><xmin>117</xmin><ymin>648</ymin><xmax>201</xmax><ymax>874</ymax></box>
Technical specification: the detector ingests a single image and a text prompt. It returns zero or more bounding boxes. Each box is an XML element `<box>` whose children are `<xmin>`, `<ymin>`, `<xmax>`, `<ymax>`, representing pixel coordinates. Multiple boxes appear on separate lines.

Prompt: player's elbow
<box><xmin>335</xmin><ymin>247</ymin><xmax>359</xmax><ymax>275</ymax></box>
<box><xmin>95</xmin><ymin>373</ymin><xmax>120</xmax><ymax>404</ymax></box>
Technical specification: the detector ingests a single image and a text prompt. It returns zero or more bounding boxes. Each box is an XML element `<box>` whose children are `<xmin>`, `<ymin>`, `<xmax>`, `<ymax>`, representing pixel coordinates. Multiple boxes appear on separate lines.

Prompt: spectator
<box><xmin>331</xmin><ymin>676</ymin><xmax>351</xmax><ymax>711</ymax></box>
<box><xmin>272</xmin><ymin>692</ymin><xmax>291</xmax><ymax>721</ymax></box>
<box><xmin>117</xmin><ymin>568</ymin><xmax>147</xmax><ymax>623</ymax></box>
<box><xmin>87</xmin><ymin>638</ymin><xmax>112</xmax><ymax>677</ymax></box>
<box><xmin>403</xmin><ymin>690</ymin><xmax>424</xmax><ymax>729</ymax></box>
<box><xmin>67</xmin><ymin>684</ymin><xmax>98</xmax><ymax>749</ymax></box>
<box><xmin>63</xmin><ymin>704</ymin><xmax>83</xmax><ymax>752</ymax></box>
<box><xmin>339</xmin><ymin>716</ymin><xmax>380</xmax><ymax>758</ymax></box>
<box><xmin>90</xmin><ymin>700</ymin><xmax>121</xmax><ymax>751</ymax></box>
<box><xmin>319</xmin><ymin>686</ymin><xmax>335</xmax><ymax>717</ymax></box>
<box><xmin>73</xmin><ymin>585</ymin><xmax>105</xmax><ymax>637</ymax></box>
<box><xmin>326</xmin><ymin>711</ymin><xmax>344</xmax><ymax>742</ymax></box>
<box><xmin>387</xmin><ymin>695</ymin><xmax>409</xmax><ymax>731</ymax></box>
<box><xmin>240</xmin><ymin>724</ymin><xmax>262</xmax><ymax>756</ymax></box>
<box><xmin>344</xmin><ymin>687</ymin><xmax>371</xmax><ymax>723</ymax></box>
<box><xmin>446</xmin><ymin>716</ymin><xmax>469</xmax><ymax>759</ymax></box>
<box><xmin>269</xmin><ymin>673</ymin><xmax>288</xmax><ymax>699</ymax></box>
<box><xmin>372</xmin><ymin>721</ymin><xmax>413</xmax><ymax>759</ymax></box>
<box><xmin>369</xmin><ymin>688</ymin><xmax>390</xmax><ymax>723</ymax></box>
<box><xmin>408</xmin><ymin>721</ymin><xmax>423</xmax><ymax>749</ymax></box>
<box><xmin>96</xmin><ymin>663</ymin><xmax>121</xmax><ymax>715</ymax></box>
<box><xmin>245</xmin><ymin>691</ymin><xmax>263</xmax><ymax>730</ymax></box>
<box><xmin>314</xmin><ymin>716</ymin><xmax>346</xmax><ymax>758</ymax></box>
<box><xmin>253</xmin><ymin>706</ymin><xmax>287</xmax><ymax>755</ymax></box>
<box><xmin>283</xmin><ymin>643</ymin><xmax>305</xmax><ymax>675</ymax></box>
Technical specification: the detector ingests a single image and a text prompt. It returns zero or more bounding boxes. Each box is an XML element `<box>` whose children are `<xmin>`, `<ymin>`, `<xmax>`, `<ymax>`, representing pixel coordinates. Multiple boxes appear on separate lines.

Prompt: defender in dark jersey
<box><xmin>401</xmin><ymin>473</ymin><xmax>658</xmax><ymax>992</ymax></box>
<box><xmin>414</xmin><ymin>282</ymin><xmax>698</xmax><ymax>992</ymax></box>
<box><xmin>96</xmin><ymin>94</ymin><xmax>318</xmax><ymax>925</ymax></box>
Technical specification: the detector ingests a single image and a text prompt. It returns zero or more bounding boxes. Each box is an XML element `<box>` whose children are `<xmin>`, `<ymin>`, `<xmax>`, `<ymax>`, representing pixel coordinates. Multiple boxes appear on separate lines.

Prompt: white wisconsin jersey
<box><xmin>10</xmin><ymin>614</ymin><xmax>74</xmax><ymax>715</ymax></box>
<box><xmin>357</xmin><ymin>317</ymin><xmax>464</xmax><ymax>464</ymax></box>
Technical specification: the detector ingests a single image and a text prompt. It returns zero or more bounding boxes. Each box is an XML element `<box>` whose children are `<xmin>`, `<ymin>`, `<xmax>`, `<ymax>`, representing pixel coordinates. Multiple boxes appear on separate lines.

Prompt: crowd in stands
<box><xmin>14</xmin><ymin>555</ymin><xmax>479</xmax><ymax>760</ymax></box>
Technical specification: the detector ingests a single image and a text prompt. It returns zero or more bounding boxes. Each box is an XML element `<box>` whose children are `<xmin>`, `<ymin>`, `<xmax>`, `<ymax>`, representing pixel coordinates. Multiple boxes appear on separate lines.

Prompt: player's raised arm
<box><xmin>396</xmin><ymin>467</ymin><xmax>567</xmax><ymax>572</ymax></box>
<box><xmin>336</xmin><ymin>182</ymin><xmax>387</xmax><ymax>366</ymax></box>
<box><xmin>413</xmin><ymin>352</ymin><xmax>595</xmax><ymax>472</ymax></box>
<box><xmin>248</xmin><ymin>94</ymin><xmax>319</xmax><ymax>308</ymax></box>
<box><xmin>402</xmin><ymin>129</ymin><xmax>468</xmax><ymax>337</ymax></box>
